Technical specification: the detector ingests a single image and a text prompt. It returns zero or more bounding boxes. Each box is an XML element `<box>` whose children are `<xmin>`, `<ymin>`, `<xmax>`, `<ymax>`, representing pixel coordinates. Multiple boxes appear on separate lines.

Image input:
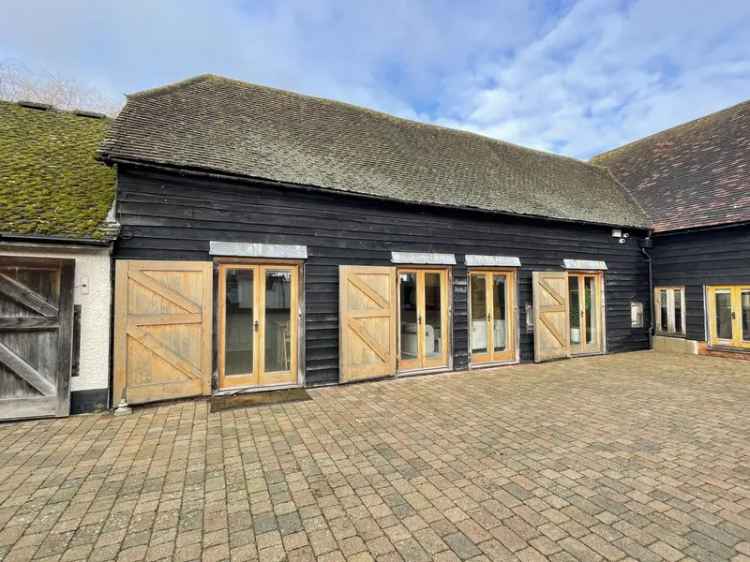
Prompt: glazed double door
<box><xmin>568</xmin><ymin>272</ymin><xmax>603</xmax><ymax>355</ymax></box>
<box><xmin>218</xmin><ymin>264</ymin><xmax>298</xmax><ymax>389</ymax></box>
<box><xmin>707</xmin><ymin>285</ymin><xmax>750</xmax><ymax>349</ymax></box>
<box><xmin>469</xmin><ymin>271</ymin><xmax>516</xmax><ymax>365</ymax></box>
<box><xmin>399</xmin><ymin>269</ymin><xmax>449</xmax><ymax>371</ymax></box>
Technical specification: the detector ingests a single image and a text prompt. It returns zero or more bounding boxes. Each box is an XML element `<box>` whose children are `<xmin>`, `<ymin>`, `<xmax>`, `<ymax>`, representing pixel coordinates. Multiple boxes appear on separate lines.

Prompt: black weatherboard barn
<box><xmin>99</xmin><ymin>74</ymin><xmax>651</xmax><ymax>406</ymax></box>
<box><xmin>593</xmin><ymin>99</ymin><xmax>750</xmax><ymax>357</ymax></box>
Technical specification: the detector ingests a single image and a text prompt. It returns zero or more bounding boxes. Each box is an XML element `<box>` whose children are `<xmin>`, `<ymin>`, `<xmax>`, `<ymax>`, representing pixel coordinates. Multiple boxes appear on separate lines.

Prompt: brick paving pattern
<box><xmin>1</xmin><ymin>351</ymin><xmax>750</xmax><ymax>561</ymax></box>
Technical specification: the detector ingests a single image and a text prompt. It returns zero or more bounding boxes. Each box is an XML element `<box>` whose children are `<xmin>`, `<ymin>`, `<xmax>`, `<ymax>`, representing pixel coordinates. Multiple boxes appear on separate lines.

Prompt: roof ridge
<box><xmin>592</xmin><ymin>98</ymin><xmax>750</xmax><ymax>163</ymax></box>
<box><xmin>127</xmin><ymin>74</ymin><xmax>217</xmax><ymax>99</ymax></box>
<box><xmin>128</xmin><ymin>73</ymin><xmax>603</xmax><ymax>173</ymax></box>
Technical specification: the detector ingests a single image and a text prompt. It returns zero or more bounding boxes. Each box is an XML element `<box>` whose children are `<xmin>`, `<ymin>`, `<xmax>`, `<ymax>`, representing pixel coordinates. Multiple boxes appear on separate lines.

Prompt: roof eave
<box><xmin>0</xmin><ymin>232</ymin><xmax>114</xmax><ymax>246</ymax></box>
<box><xmin>103</xmin><ymin>154</ymin><xmax>650</xmax><ymax>231</ymax></box>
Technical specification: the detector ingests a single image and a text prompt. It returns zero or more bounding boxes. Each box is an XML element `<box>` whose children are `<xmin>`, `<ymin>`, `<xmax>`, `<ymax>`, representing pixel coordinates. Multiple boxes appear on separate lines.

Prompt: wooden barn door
<box><xmin>532</xmin><ymin>271</ymin><xmax>570</xmax><ymax>362</ymax></box>
<box><xmin>0</xmin><ymin>258</ymin><xmax>74</xmax><ymax>420</ymax></box>
<box><xmin>340</xmin><ymin>266</ymin><xmax>397</xmax><ymax>382</ymax></box>
<box><xmin>114</xmin><ymin>261</ymin><xmax>212</xmax><ymax>405</ymax></box>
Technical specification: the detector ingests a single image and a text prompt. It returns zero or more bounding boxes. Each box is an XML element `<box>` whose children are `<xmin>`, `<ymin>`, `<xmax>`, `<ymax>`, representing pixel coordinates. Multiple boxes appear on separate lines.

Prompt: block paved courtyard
<box><xmin>1</xmin><ymin>351</ymin><xmax>750</xmax><ymax>562</ymax></box>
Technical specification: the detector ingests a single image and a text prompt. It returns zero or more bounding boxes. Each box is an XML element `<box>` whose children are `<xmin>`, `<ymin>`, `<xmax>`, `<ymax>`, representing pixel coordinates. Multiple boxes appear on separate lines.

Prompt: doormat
<box><xmin>210</xmin><ymin>388</ymin><xmax>312</xmax><ymax>413</ymax></box>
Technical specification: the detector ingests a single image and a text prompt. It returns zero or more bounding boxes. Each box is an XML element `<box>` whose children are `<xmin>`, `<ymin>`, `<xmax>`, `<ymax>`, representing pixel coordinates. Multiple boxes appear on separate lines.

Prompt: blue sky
<box><xmin>2</xmin><ymin>0</ymin><xmax>749</xmax><ymax>158</ymax></box>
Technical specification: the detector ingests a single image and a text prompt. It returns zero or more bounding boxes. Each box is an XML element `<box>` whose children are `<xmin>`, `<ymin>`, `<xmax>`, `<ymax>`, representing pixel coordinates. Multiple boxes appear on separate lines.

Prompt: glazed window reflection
<box><xmin>400</xmin><ymin>273</ymin><xmax>417</xmax><ymax>360</ymax></box>
<box><xmin>424</xmin><ymin>272</ymin><xmax>443</xmax><ymax>358</ymax></box>
<box><xmin>264</xmin><ymin>271</ymin><xmax>292</xmax><ymax>372</ymax></box>
<box><xmin>225</xmin><ymin>269</ymin><xmax>253</xmax><ymax>375</ymax></box>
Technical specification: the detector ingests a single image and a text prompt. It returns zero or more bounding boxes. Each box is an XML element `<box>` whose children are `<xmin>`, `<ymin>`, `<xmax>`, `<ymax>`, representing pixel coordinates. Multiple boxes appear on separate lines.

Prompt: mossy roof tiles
<box><xmin>0</xmin><ymin>101</ymin><xmax>117</xmax><ymax>241</ymax></box>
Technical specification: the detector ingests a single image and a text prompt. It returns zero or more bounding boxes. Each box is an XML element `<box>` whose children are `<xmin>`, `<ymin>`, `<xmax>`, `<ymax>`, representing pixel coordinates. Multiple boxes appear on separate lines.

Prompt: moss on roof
<box><xmin>0</xmin><ymin>101</ymin><xmax>117</xmax><ymax>241</ymax></box>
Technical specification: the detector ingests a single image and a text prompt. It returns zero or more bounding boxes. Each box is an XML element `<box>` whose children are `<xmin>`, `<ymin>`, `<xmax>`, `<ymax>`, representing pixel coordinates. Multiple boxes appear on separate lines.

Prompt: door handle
<box><xmin>487</xmin><ymin>313</ymin><xmax>491</xmax><ymax>322</ymax></box>
<box><xmin>254</xmin><ymin>320</ymin><xmax>259</xmax><ymax>332</ymax></box>
<box><xmin>732</xmin><ymin>311</ymin><xmax>737</xmax><ymax>320</ymax></box>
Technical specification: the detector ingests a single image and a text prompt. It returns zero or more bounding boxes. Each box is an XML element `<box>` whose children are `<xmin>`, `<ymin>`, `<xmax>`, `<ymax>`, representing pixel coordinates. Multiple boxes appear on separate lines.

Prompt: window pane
<box><xmin>424</xmin><ymin>272</ymin><xmax>443</xmax><ymax>358</ymax></box>
<box><xmin>631</xmin><ymin>302</ymin><xmax>643</xmax><ymax>328</ymax></box>
<box><xmin>659</xmin><ymin>289</ymin><xmax>668</xmax><ymax>332</ymax></box>
<box><xmin>743</xmin><ymin>291</ymin><xmax>750</xmax><ymax>341</ymax></box>
<box><xmin>225</xmin><ymin>269</ymin><xmax>253</xmax><ymax>375</ymax></box>
<box><xmin>673</xmin><ymin>289</ymin><xmax>682</xmax><ymax>334</ymax></box>
<box><xmin>715</xmin><ymin>292</ymin><xmax>733</xmax><ymax>340</ymax></box>
<box><xmin>585</xmin><ymin>276</ymin><xmax>596</xmax><ymax>344</ymax></box>
<box><xmin>400</xmin><ymin>273</ymin><xmax>418</xmax><ymax>360</ymax></box>
<box><xmin>569</xmin><ymin>277</ymin><xmax>580</xmax><ymax>344</ymax></box>
<box><xmin>493</xmin><ymin>275</ymin><xmax>507</xmax><ymax>352</ymax></box>
<box><xmin>470</xmin><ymin>275</ymin><xmax>488</xmax><ymax>354</ymax></box>
<box><xmin>264</xmin><ymin>270</ymin><xmax>292</xmax><ymax>372</ymax></box>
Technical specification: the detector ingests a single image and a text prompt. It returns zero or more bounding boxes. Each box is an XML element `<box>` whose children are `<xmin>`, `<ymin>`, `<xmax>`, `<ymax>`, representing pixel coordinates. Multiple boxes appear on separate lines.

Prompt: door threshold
<box><xmin>397</xmin><ymin>366</ymin><xmax>451</xmax><ymax>377</ymax></box>
<box><xmin>571</xmin><ymin>351</ymin><xmax>605</xmax><ymax>358</ymax></box>
<box><xmin>213</xmin><ymin>383</ymin><xmax>302</xmax><ymax>396</ymax></box>
<box><xmin>469</xmin><ymin>359</ymin><xmax>519</xmax><ymax>369</ymax></box>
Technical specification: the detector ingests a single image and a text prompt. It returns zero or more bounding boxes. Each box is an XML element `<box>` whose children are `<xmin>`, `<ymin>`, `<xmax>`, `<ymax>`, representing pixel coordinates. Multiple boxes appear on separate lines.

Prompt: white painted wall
<box><xmin>1</xmin><ymin>243</ymin><xmax>112</xmax><ymax>393</ymax></box>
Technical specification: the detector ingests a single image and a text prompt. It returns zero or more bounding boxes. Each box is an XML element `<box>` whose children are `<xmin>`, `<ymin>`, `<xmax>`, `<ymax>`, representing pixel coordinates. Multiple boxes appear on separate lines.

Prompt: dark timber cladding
<box><xmin>115</xmin><ymin>166</ymin><xmax>651</xmax><ymax>386</ymax></box>
<box><xmin>651</xmin><ymin>224</ymin><xmax>750</xmax><ymax>342</ymax></box>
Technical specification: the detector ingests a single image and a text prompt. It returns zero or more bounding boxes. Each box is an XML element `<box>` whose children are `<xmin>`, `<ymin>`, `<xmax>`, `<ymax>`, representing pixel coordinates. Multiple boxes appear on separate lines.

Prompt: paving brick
<box><xmin>0</xmin><ymin>352</ymin><xmax>747</xmax><ymax>561</ymax></box>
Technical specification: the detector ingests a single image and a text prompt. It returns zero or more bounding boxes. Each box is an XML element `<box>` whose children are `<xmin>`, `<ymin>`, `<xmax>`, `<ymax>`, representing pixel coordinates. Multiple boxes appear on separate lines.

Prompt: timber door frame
<box><xmin>0</xmin><ymin>257</ymin><xmax>74</xmax><ymax>420</ymax></box>
<box><xmin>216</xmin><ymin>261</ymin><xmax>301</xmax><ymax>391</ymax></box>
<box><xmin>568</xmin><ymin>270</ymin><xmax>606</xmax><ymax>356</ymax></box>
<box><xmin>468</xmin><ymin>268</ymin><xmax>519</xmax><ymax>367</ymax></box>
<box><xmin>397</xmin><ymin>267</ymin><xmax>451</xmax><ymax>374</ymax></box>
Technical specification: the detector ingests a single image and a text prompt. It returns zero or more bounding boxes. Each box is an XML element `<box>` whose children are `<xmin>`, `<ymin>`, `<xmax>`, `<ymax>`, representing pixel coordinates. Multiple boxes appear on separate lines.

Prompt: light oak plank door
<box><xmin>533</xmin><ymin>271</ymin><xmax>570</xmax><ymax>362</ymax></box>
<box><xmin>0</xmin><ymin>259</ymin><xmax>74</xmax><ymax>420</ymax></box>
<box><xmin>340</xmin><ymin>266</ymin><xmax>397</xmax><ymax>382</ymax></box>
<box><xmin>114</xmin><ymin>260</ymin><xmax>212</xmax><ymax>405</ymax></box>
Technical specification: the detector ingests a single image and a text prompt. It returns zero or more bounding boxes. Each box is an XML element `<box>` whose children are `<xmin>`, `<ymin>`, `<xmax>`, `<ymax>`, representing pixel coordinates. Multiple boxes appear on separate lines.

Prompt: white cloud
<box><xmin>1</xmin><ymin>0</ymin><xmax>749</xmax><ymax>158</ymax></box>
<box><xmin>433</xmin><ymin>0</ymin><xmax>750</xmax><ymax>157</ymax></box>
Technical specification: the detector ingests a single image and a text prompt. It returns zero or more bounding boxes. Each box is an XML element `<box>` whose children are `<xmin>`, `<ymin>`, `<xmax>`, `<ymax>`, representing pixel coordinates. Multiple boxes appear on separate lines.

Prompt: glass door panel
<box><xmin>715</xmin><ymin>290</ymin><xmax>733</xmax><ymax>340</ymax></box>
<box><xmin>423</xmin><ymin>272</ymin><xmax>444</xmax><ymax>365</ymax></box>
<box><xmin>220</xmin><ymin>266</ymin><xmax>257</xmax><ymax>388</ymax></box>
<box><xmin>493</xmin><ymin>275</ymin><xmax>507</xmax><ymax>353</ymax></box>
<box><xmin>569</xmin><ymin>276</ymin><xmax>581</xmax><ymax>346</ymax></box>
<box><xmin>225</xmin><ymin>269</ymin><xmax>254</xmax><ymax>376</ymax></box>
<box><xmin>258</xmin><ymin>266</ymin><xmax>297</xmax><ymax>386</ymax></box>
<box><xmin>398</xmin><ymin>269</ymin><xmax>449</xmax><ymax>371</ymax></box>
<box><xmin>399</xmin><ymin>272</ymin><xmax>419</xmax><ymax>369</ymax></box>
<box><xmin>470</xmin><ymin>274</ymin><xmax>488</xmax><ymax>356</ymax></box>
<box><xmin>263</xmin><ymin>270</ymin><xmax>292</xmax><ymax>373</ymax></box>
<box><xmin>584</xmin><ymin>276</ymin><xmax>598</xmax><ymax>347</ymax></box>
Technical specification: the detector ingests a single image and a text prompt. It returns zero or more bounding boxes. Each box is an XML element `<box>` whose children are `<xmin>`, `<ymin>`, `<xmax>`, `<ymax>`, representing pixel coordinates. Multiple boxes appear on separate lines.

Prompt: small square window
<box><xmin>630</xmin><ymin>302</ymin><xmax>644</xmax><ymax>328</ymax></box>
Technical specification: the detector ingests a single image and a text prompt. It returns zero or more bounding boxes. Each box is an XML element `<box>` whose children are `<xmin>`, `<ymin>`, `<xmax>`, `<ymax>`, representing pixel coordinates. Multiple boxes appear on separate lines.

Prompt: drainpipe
<box><xmin>639</xmin><ymin>235</ymin><xmax>654</xmax><ymax>342</ymax></box>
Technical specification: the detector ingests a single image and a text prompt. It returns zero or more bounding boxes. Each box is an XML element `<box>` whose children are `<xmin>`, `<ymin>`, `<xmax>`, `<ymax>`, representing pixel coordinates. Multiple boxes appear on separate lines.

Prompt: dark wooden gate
<box><xmin>0</xmin><ymin>257</ymin><xmax>74</xmax><ymax>420</ymax></box>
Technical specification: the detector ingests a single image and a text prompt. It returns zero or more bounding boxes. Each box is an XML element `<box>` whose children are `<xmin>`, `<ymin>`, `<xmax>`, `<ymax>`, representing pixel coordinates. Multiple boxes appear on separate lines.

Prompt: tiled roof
<box><xmin>592</xmin><ymin>100</ymin><xmax>750</xmax><ymax>233</ymax></box>
<box><xmin>100</xmin><ymin>74</ymin><xmax>648</xmax><ymax>228</ymax></box>
<box><xmin>0</xmin><ymin>100</ymin><xmax>118</xmax><ymax>241</ymax></box>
